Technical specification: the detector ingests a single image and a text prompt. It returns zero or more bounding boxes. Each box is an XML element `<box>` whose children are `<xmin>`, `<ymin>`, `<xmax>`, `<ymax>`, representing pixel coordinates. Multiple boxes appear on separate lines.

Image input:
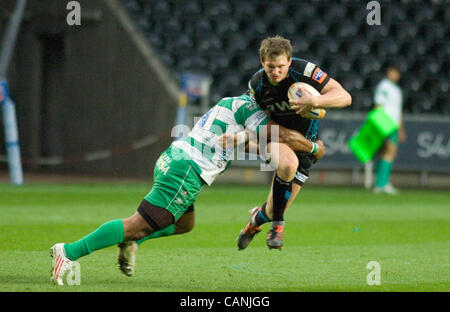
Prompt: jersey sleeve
<box><xmin>234</xmin><ymin>98</ymin><xmax>269</xmax><ymax>135</ymax></box>
<box><xmin>374</xmin><ymin>82</ymin><xmax>388</xmax><ymax>107</ymax></box>
<box><xmin>290</xmin><ymin>58</ymin><xmax>330</xmax><ymax>92</ymax></box>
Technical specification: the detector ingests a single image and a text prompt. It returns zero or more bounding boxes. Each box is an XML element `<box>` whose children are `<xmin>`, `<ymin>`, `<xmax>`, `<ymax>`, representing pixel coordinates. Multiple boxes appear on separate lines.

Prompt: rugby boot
<box><xmin>117</xmin><ymin>241</ymin><xmax>138</xmax><ymax>276</ymax></box>
<box><xmin>266</xmin><ymin>222</ymin><xmax>284</xmax><ymax>250</ymax></box>
<box><xmin>237</xmin><ymin>207</ymin><xmax>263</xmax><ymax>250</ymax></box>
<box><xmin>50</xmin><ymin>243</ymin><xmax>75</xmax><ymax>285</ymax></box>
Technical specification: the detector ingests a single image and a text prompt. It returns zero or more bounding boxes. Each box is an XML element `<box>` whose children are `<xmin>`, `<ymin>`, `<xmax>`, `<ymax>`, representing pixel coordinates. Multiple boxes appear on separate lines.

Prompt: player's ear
<box><xmin>287</xmin><ymin>57</ymin><xmax>292</xmax><ymax>66</ymax></box>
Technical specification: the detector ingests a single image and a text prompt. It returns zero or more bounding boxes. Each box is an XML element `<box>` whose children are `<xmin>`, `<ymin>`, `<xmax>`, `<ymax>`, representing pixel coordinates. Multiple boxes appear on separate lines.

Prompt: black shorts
<box><xmin>137</xmin><ymin>199</ymin><xmax>194</xmax><ymax>230</ymax></box>
<box><xmin>293</xmin><ymin>151</ymin><xmax>314</xmax><ymax>186</ymax></box>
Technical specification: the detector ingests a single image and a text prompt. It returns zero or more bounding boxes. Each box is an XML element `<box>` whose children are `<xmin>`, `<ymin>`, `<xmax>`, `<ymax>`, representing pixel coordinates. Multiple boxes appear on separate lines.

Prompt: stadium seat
<box><xmin>214</xmin><ymin>18</ymin><xmax>240</xmax><ymax>36</ymax></box>
<box><xmin>350</xmin><ymin>90</ymin><xmax>373</xmax><ymax>112</ymax></box>
<box><xmin>204</xmin><ymin>1</ymin><xmax>233</xmax><ymax>17</ymax></box>
<box><xmin>436</xmin><ymin>94</ymin><xmax>450</xmax><ymax>114</ymax></box>
<box><xmin>195</xmin><ymin>35</ymin><xmax>223</xmax><ymax>54</ymax></box>
<box><xmin>206</xmin><ymin>52</ymin><xmax>230</xmax><ymax>73</ymax></box>
<box><xmin>353</xmin><ymin>56</ymin><xmax>381</xmax><ymax>76</ymax></box>
<box><xmin>224</xmin><ymin>33</ymin><xmax>248</xmax><ymax>54</ymax></box>
<box><xmin>261</xmin><ymin>2</ymin><xmax>286</xmax><ymax>20</ymax></box>
<box><xmin>173</xmin><ymin>1</ymin><xmax>202</xmax><ymax>17</ymax></box>
<box><xmin>152</xmin><ymin>0</ymin><xmax>171</xmax><ymax>18</ymax></box>
<box><xmin>230</xmin><ymin>0</ymin><xmax>255</xmax><ymax>18</ymax></box>
<box><xmin>270</xmin><ymin>17</ymin><xmax>297</xmax><ymax>37</ymax></box>
<box><xmin>121</xmin><ymin>0</ymin><xmax>448</xmax><ymax>114</ymax></box>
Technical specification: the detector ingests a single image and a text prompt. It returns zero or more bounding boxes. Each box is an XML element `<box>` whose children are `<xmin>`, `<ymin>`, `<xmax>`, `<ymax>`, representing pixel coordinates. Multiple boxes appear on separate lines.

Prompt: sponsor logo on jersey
<box><xmin>303</xmin><ymin>62</ymin><xmax>316</xmax><ymax>77</ymax></box>
<box><xmin>312</xmin><ymin>68</ymin><xmax>327</xmax><ymax>83</ymax></box>
<box><xmin>267</xmin><ymin>101</ymin><xmax>292</xmax><ymax>112</ymax></box>
<box><xmin>245</xmin><ymin>101</ymin><xmax>259</xmax><ymax>111</ymax></box>
<box><xmin>157</xmin><ymin>153</ymin><xmax>172</xmax><ymax>175</ymax></box>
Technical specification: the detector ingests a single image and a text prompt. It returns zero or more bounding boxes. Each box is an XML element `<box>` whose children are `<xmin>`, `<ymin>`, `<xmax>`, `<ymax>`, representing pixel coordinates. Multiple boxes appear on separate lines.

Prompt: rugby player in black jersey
<box><xmin>237</xmin><ymin>36</ymin><xmax>352</xmax><ymax>250</ymax></box>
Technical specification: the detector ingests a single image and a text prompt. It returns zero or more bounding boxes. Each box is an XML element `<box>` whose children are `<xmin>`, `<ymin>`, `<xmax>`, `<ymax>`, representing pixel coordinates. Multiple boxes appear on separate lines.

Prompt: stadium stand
<box><xmin>120</xmin><ymin>0</ymin><xmax>449</xmax><ymax>114</ymax></box>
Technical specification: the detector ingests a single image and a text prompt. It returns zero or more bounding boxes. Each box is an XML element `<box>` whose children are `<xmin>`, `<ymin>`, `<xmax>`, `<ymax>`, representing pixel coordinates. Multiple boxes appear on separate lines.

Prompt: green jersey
<box><xmin>172</xmin><ymin>94</ymin><xmax>269</xmax><ymax>185</ymax></box>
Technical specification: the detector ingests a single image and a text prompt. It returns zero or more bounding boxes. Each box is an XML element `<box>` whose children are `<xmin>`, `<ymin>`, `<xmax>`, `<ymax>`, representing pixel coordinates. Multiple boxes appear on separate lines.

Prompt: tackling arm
<box><xmin>218</xmin><ymin>120</ymin><xmax>325</xmax><ymax>160</ymax></box>
<box><xmin>265</xmin><ymin>120</ymin><xmax>325</xmax><ymax>160</ymax></box>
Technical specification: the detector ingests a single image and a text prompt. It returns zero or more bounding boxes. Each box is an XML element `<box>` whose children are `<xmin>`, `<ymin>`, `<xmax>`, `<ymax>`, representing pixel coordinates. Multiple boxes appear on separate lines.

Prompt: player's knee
<box><xmin>123</xmin><ymin>212</ymin><xmax>154</xmax><ymax>241</ymax></box>
<box><xmin>277</xmin><ymin>154</ymin><xmax>298</xmax><ymax>181</ymax></box>
<box><xmin>382</xmin><ymin>143</ymin><xmax>397</xmax><ymax>161</ymax></box>
<box><xmin>133</xmin><ymin>228</ymin><xmax>153</xmax><ymax>241</ymax></box>
<box><xmin>175</xmin><ymin>222</ymin><xmax>194</xmax><ymax>234</ymax></box>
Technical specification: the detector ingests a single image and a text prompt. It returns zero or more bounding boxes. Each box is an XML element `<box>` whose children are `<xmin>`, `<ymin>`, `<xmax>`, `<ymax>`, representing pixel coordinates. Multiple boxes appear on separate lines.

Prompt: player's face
<box><xmin>261</xmin><ymin>54</ymin><xmax>292</xmax><ymax>84</ymax></box>
<box><xmin>387</xmin><ymin>68</ymin><xmax>401</xmax><ymax>83</ymax></box>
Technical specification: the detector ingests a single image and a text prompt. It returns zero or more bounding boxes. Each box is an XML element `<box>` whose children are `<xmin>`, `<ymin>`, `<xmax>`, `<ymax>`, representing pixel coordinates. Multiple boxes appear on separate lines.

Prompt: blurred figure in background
<box><xmin>373</xmin><ymin>64</ymin><xmax>406</xmax><ymax>195</ymax></box>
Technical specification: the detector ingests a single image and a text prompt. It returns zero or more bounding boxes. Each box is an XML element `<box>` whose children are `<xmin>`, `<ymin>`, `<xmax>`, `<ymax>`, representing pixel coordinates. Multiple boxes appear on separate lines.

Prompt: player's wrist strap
<box><xmin>311</xmin><ymin>142</ymin><xmax>319</xmax><ymax>155</ymax></box>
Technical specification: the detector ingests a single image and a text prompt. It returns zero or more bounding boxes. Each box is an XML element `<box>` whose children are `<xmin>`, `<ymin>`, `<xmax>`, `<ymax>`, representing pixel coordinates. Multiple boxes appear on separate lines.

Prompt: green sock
<box><xmin>136</xmin><ymin>224</ymin><xmax>175</xmax><ymax>245</ymax></box>
<box><xmin>375</xmin><ymin>159</ymin><xmax>393</xmax><ymax>188</ymax></box>
<box><xmin>64</xmin><ymin>219</ymin><xmax>124</xmax><ymax>261</ymax></box>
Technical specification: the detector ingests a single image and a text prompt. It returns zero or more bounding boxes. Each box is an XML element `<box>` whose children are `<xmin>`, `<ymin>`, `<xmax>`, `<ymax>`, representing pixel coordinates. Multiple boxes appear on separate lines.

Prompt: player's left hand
<box><xmin>289</xmin><ymin>86</ymin><xmax>315</xmax><ymax>116</ymax></box>
<box><xmin>313</xmin><ymin>139</ymin><xmax>326</xmax><ymax>161</ymax></box>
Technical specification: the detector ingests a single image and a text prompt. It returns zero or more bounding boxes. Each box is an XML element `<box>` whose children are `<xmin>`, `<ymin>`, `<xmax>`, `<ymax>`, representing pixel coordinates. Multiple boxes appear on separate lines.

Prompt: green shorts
<box><xmin>144</xmin><ymin>145</ymin><xmax>205</xmax><ymax>221</ymax></box>
<box><xmin>386</xmin><ymin>130</ymin><xmax>399</xmax><ymax>146</ymax></box>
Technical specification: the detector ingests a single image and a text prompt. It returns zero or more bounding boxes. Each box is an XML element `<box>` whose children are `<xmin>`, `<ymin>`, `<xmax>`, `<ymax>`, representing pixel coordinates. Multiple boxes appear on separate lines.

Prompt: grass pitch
<box><xmin>0</xmin><ymin>181</ymin><xmax>448</xmax><ymax>292</ymax></box>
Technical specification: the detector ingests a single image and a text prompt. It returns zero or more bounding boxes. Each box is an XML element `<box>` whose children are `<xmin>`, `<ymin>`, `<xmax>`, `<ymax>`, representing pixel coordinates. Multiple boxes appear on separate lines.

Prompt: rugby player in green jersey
<box><xmin>50</xmin><ymin>94</ymin><xmax>325</xmax><ymax>284</ymax></box>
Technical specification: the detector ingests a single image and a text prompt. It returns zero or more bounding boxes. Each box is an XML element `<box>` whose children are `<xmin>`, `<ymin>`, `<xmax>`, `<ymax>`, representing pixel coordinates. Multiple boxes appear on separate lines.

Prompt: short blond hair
<box><xmin>259</xmin><ymin>35</ymin><xmax>293</xmax><ymax>61</ymax></box>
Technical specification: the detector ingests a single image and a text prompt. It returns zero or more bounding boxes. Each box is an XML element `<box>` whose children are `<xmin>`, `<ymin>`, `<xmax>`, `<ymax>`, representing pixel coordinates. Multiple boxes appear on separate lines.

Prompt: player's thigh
<box><xmin>174</xmin><ymin>206</ymin><xmax>195</xmax><ymax>234</ymax></box>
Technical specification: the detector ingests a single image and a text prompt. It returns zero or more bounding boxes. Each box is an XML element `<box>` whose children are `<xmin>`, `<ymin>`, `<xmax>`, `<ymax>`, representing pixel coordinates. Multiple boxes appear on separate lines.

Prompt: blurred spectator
<box><xmin>373</xmin><ymin>65</ymin><xmax>405</xmax><ymax>195</ymax></box>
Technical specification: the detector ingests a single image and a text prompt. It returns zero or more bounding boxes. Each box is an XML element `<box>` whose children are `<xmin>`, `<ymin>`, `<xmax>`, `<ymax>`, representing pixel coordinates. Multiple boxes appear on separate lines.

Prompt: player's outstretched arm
<box><xmin>217</xmin><ymin>121</ymin><xmax>325</xmax><ymax>161</ymax></box>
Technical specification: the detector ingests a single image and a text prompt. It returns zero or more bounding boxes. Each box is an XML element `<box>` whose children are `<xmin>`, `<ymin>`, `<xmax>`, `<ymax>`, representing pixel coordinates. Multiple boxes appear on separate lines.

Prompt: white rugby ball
<box><xmin>287</xmin><ymin>82</ymin><xmax>326</xmax><ymax>120</ymax></box>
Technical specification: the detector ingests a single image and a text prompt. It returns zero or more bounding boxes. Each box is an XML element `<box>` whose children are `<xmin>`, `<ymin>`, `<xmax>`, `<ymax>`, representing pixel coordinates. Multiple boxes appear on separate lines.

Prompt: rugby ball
<box><xmin>287</xmin><ymin>82</ymin><xmax>326</xmax><ymax>120</ymax></box>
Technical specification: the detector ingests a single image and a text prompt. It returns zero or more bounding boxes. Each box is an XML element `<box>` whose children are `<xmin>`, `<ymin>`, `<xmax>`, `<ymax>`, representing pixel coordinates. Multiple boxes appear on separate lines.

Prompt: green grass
<box><xmin>0</xmin><ymin>182</ymin><xmax>449</xmax><ymax>292</ymax></box>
